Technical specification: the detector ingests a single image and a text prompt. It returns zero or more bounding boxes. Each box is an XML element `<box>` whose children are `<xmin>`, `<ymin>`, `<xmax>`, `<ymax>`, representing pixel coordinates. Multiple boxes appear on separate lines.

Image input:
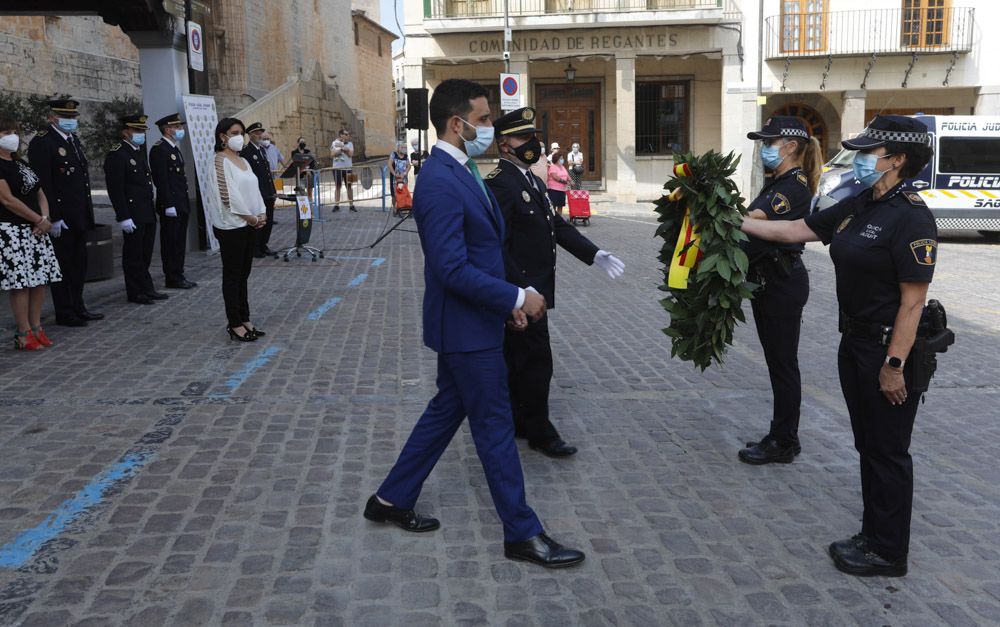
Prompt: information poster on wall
<box><xmin>181</xmin><ymin>94</ymin><xmax>220</xmax><ymax>251</ymax></box>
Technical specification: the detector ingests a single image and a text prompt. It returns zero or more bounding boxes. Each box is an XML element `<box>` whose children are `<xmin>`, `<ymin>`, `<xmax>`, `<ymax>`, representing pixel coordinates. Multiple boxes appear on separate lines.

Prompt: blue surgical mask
<box><xmin>132</xmin><ymin>133</ymin><xmax>146</xmax><ymax>146</ymax></box>
<box><xmin>760</xmin><ymin>142</ymin><xmax>785</xmax><ymax>170</ymax></box>
<box><xmin>175</xmin><ymin>129</ymin><xmax>186</xmax><ymax>141</ymax></box>
<box><xmin>853</xmin><ymin>152</ymin><xmax>893</xmax><ymax>187</ymax></box>
<box><xmin>57</xmin><ymin>118</ymin><xmax>78</xmax><ymax>133</ymax></box>
<box><xmin>459</xmin><ymin>117</ymin><xmax>495</xmax><ymax>158</ymax></box>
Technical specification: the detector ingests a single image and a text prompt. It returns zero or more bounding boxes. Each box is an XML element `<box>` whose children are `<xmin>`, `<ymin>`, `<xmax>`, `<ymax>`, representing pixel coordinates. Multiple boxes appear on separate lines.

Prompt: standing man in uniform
<box><xmin>104</xmin><ymin>114</ymin><xmax>165</xmax><ymax>305</ymax></box>
<box><xmin>484</xmin><ymin>107</ymin><xmax>625</xmax><ymax>458</ymax></box>
<box><xmin>27</xmin><ymin>98</ymin><xmax>104</xmax><ymax>327</ymax></box>
<box><xmin>149</xmin><ymin>113</ymin><xmax>197</xmax><ymax>289</ymax></box>
<box><xmin>242</xmin><ymin>122</ymin><xmax>278</xmax><ymax>257</ymax></box>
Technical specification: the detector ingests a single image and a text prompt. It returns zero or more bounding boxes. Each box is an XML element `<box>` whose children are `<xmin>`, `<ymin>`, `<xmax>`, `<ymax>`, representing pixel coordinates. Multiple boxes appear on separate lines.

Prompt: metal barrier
<box><xmin>274</xmin><ymin>163</ymin><xmax>390</xmax><ymax>215</ymax></box>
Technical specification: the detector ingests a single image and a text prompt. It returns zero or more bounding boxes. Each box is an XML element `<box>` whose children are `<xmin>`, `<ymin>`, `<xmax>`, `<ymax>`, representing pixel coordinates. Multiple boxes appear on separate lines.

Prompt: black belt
<box><xmin>839</xmin><ymin>312</ymin><xmax>894</xmax><ymax>345</ymax></box>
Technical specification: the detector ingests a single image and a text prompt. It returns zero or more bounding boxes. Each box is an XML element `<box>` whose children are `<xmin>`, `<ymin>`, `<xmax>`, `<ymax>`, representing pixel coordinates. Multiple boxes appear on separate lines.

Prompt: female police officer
<box><xmin>741</xmin><ymin>115</ymin><xmax>936</xmax><ymax>577</ymax></box>
<box><xmin>739</xmin><ymin>116</ymin><xmax>823</xmax><ymax>465</ymax></box>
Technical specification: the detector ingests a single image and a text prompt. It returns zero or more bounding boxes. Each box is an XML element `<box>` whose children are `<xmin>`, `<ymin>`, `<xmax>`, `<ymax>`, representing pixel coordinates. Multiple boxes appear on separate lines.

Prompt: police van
<box><xmin>817</xmin><ymin>115</ymin><xmax>1000</xmax><ymax>237</ymax></box>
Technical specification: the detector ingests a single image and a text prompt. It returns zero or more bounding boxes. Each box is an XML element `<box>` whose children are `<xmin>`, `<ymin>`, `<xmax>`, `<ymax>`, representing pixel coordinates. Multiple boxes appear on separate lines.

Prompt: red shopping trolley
<box><xmin>567</xmin><ymin>189</ymin><xmax>591</xmax><ymax>226</ymax></box>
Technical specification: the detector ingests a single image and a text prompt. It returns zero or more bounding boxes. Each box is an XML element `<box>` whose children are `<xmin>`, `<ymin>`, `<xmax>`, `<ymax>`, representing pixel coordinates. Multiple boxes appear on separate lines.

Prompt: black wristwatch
<box><xmin>885</xmin><ymin>356</ymin><xmax>904</xmax><ymax>369</ymax></box>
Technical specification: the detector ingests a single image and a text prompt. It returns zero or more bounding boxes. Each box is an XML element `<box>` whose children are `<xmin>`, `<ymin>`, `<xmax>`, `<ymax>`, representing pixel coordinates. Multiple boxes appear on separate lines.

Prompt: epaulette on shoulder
<box><xmin>153</xmin><ymin>139</ymin><xmax>163</xmax><ymax>146</ymax></box>
<box><xmin>109</xmin><ymin>142</ymin><xmax>122</xmax><ymax>152</ymax></box>
<box><xmin>35</xmin><ymin>129</ymin><xmax>48</xmax><ymax>137</ymax></box>
<box><xmin>904</xmin><ymin>191</ymin><xmax>927</xmax><ymax>207</ymax></box>
<box><xmin>796</xmin><ymin>172</ymin><xmax>809</xmax><ymax>187</ymax></box>
<box><xmin>484</xmin><ymin>167</ymin><xmax>502</xmax><ymax>180</ymax></box>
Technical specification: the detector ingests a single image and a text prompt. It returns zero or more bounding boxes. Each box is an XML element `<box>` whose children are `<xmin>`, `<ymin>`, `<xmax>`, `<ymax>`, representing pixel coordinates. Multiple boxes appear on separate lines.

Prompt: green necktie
<box><xmin>467</xmin><ymin>161</ymin><xmax>489</xmax><ymax>200</ymax></box>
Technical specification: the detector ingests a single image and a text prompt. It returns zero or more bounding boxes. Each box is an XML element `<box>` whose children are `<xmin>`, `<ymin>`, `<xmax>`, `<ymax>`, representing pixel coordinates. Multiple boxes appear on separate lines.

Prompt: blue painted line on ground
<box><xmin>306</xmin><ymin>297</ymin><xmax>343</xmax><ymax>321</ymax></box>
<box><xmin>209</xmin><ymin>346</ymin><xmax>282</xmax><ymax>397</ymax></box>
<box><xmin>327</xmin><ymin>255</ymin><xmax>384</xmax><ymax>262</ymax></box>
<box><xmin>348</xmin><ymin>273</ymin><xmax>368</xmax><ymax>287</ymax></box>
<box><xmin>0</xmin><ymin>450</ymin><xmax>155</xmax><ymax>569</ymax></box>
<box><xmin>369</xmin><ymin>257</ymin><xmax>386</xmax><ymax>268</ymax></box>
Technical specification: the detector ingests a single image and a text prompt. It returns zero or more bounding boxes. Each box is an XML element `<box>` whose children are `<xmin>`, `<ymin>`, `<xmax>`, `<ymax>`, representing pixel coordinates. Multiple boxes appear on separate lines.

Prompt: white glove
<box><xmin>119</xmin><ymin>218</ymin><xmax>137</xmax><ymax>234</ymax></box>
<box><xmin>165</xmin><ymin>207</ymin><xmax>178</xmax><ymax>217</ymax></box>
<box><xmin>594</xmin><ymin>250</ymin><xmax>625</xmax><ymax>279</ymax></box>
<box><xmin>49</xmin><ymin>220</ymin><xmax>67</xmax><ymax>238</ymax></box>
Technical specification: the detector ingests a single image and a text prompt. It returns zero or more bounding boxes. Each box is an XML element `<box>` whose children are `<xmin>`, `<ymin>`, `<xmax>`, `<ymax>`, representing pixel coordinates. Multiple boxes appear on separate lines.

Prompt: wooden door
<box><xmin>535</xmin><ymin>83</ymin><xmax>602</xmax><ymax>184</ymax></box>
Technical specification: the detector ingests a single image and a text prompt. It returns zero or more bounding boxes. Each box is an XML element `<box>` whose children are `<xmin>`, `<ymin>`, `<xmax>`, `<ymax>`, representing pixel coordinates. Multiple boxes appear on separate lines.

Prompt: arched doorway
<box><xmin>773</xmin><ymin>103</ymin><xmax>828</xmax><ymax>155</ymax></box>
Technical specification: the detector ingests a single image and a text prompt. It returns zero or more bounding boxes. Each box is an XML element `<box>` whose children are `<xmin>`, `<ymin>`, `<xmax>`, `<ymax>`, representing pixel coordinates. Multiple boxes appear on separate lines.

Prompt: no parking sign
<box><xmin>500</xmin><ymin>73</ymin><xmax>521</xmax><ymax>112</ymax></box>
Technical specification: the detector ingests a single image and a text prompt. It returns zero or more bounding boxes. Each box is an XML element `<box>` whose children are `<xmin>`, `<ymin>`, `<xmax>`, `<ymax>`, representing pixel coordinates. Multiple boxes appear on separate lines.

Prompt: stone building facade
<box><xmin>351</xmin><ymin>10</ymin><xmax>398</xmax><ymax>155</ymax></box>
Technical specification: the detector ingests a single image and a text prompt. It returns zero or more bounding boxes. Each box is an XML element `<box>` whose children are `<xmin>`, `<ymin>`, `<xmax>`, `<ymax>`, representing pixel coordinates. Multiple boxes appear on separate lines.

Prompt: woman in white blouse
<box><xmin>212</xmin><ymin>117</ymin><xmax>267</xmax><ymax>342</ymax></box>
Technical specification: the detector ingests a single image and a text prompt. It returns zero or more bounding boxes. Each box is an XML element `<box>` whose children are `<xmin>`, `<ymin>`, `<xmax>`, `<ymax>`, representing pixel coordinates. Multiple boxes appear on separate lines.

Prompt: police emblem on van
<box><xmin>910</xmin><ymin>239</ymin><xmax>937</xmax><ymax>265</ymax></box>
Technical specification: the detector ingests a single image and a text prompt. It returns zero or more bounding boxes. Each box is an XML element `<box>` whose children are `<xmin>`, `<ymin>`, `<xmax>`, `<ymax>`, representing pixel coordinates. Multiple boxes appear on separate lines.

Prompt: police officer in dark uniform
<box><xmin>104</xmin><ymin>114</ymin><xmax>166</xmax><ymax>305</ymax></box>
<box><xmin>150</xmin><ymin>113</ymin><xmax>197</xmax><ymax>289</ymax></box>
<box><xmin>743</xmin><ymin>115</ymin><xmax>938</xmax><ymax>577</ymax></box>
<box><xmin>242</xmin><ymin>122</ymin><xmax>278</xmax><ymax>257</ymax></box>
<box><xmin>738</xmin><ymin>116</ymin><xmax>824</xmax><ymax>465</ymax></box>
<box><xmin>485</xmin><ymin>106</ymin><xmax>625</xmax><ymax>458</ymax></box>
<box><xmin>27</xmin><ymin>98</ymin><xmax>104</xmax><ymax>326</ymax></box>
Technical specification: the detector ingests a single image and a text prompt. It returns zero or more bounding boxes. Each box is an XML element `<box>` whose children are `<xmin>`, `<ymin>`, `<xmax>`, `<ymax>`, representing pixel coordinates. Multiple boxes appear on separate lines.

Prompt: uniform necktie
<box><xmin>68</xmin><ymin>135</ymin><xmax>83</xmax><ymax>162</ymax></box>
<box><xmin>525</xmin><ymin>169</ymin><xmax>537</xmax><ymax>191</ymax></box>
<box><xmin>467</xmin><ymin>161</ymin><xmax>488</xmax><ymax>201</ymax></box>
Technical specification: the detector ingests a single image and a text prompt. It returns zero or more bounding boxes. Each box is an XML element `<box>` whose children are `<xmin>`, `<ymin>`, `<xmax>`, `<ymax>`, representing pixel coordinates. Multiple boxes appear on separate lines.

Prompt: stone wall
<box><xmin>352</xmin><ymin>13</ymin><xmax>397</xmax><ymax>156</ymax></box>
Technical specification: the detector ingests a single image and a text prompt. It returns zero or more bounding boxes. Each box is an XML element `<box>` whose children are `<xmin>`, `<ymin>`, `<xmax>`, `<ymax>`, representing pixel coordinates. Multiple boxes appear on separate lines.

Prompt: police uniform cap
<box><xmin>842</xmin><ymin>115</ymin><xmax>931</xmax><ymax>150</ymax></box>
<box><xmin>747</xmin><ymin>115</ymin><xmax>809</xmax><ymax>141</ymax></box>
<box><xmin>48</xmin><ymin>98</ymin><xmax>81</xmax><ymax>117</ymax></box>
<box><xmin>493</xmin><ymin>107</ymin><xmax>539</xmax><ymax>137</ymax></box>
<box><xmin>120</xmin><ymin>114</ymin><xmax>149</xmax><ymax>130</ymax></box>
<box><xmin>246</xmin><ymin>122</ymin><xmax>266</xmax><ymax>134</ymax></box>
<box><xmin>155</xmin><ymin>113</ymin><xmax>185</xmax><ymax>127</ymax></box>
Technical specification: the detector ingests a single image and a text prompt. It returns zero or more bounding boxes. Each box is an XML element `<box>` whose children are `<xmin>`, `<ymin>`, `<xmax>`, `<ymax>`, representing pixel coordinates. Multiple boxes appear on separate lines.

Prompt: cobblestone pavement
<box><xmin>1</xmin><ymin>196</ymin><xmax>999</xmax><ymax>626</ymax></box>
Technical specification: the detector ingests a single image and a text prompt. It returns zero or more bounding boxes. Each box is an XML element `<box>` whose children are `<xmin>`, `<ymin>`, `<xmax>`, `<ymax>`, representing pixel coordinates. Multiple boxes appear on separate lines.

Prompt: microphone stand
<box><xmin>370</xmin><ymin>210</ymin><xmax>413</xmax><ymax>248</ymax></box>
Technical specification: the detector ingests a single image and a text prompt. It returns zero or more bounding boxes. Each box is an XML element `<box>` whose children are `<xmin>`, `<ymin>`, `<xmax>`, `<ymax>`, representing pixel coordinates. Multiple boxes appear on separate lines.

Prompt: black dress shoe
<box><xmin>832</xmin><ymin>544</ymin><xmax>907</xmax><ymax>577</ymax></box>
<box><xmin>504</xmin><ymin>533</ymin><xmax>586</xmax><ymax>568</ymax></box>
<box><xmin>262</xmin><ymin>247</ymin><xmax>276</xmax><ymax>256</ymax></box>
<box><xmin>76</xmin><ymin>309</ymin><xmax>105</xmax><ymax>321</ymax></box>
<box><xmin>744</xmin><ymin>434</ymin><xmax>801</xmax><ymax>453</ymax></box>
<box><xmin>363</xmin><ymin>495</ymin><xmax>440</xmax><ymax>533</ymax></box>
<box><xmin>529</xmin><ymin>438</ymin><xmax>578</xmax><ymax>458</ymax></box>
<box><xmin>128</xmin><ymin>295</ymin><xmax>155</xmax><ymax>305</ymax></box>
<box><xmin>165</xmin><ymin>280</ymin><xmax>197</xmax><ymax>289</ymax></box>
<box><xmin>146</xmin><ymin>291</ymin><xmax>169</xmax><ymax>300</ymax></box>
<box><xmin>829</xmin><ymin>533</ymin><xmax>870</xmax><ymax>558</ymax></box>
<box><xmin>738</xmin><ymin>436</ymin><xmax>800</xmax><ymax>465</ymax></box>
<box><xmin>55</xmin><ymin>316</ymin><xmax>88</xmax><ymax>327</ymax></box>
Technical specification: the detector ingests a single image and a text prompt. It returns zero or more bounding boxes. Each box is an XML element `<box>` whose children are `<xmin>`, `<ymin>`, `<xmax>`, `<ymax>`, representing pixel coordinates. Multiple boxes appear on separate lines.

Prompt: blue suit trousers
<box><xmin>377</xmin><ymin>348</ymin><xmax>544</xmax><ymax>543</ymax></box>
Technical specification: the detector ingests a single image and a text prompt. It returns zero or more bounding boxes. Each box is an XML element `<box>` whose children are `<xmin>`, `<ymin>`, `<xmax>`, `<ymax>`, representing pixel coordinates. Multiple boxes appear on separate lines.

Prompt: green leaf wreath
<box><xmin>654</xmin><ymin>151</ymin><xmax>755</xmax><ymax>371</ymax></box>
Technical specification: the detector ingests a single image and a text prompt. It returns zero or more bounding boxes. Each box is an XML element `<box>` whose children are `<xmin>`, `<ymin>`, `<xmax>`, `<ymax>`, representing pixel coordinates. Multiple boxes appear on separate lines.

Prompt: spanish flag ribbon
<box><xmin>667</xmin><ymin>163</ymin><xmax>702</xmax><ymax>290</ymax></box>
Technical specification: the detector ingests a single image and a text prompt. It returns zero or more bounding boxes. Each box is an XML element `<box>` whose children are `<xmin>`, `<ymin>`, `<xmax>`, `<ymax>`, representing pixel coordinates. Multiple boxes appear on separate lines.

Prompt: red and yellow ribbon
<box><xmin>667</xmin><ymin>163</ymin><xmax>702</xmax><ymax>290</ymax></box>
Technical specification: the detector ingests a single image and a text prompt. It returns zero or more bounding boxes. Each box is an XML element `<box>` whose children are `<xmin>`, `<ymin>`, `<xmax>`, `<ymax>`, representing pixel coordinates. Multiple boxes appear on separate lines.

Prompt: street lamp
<box><xmin>564</xmin><ymin>62</ymin><xmax>576</xmax><ymax>81</ymax></box>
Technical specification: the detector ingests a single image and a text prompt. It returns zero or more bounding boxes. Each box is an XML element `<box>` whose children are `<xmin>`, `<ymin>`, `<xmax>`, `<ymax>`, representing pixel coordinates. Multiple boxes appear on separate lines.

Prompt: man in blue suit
<box><xmin>364</xmin><ymin>79</ymin><xmax>585</xmax><ymax>568</ymax></box>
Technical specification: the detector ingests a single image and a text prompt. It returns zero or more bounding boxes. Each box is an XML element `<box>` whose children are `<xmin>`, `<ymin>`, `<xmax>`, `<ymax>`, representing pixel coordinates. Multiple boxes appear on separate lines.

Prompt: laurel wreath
<box><xmin>654</xmin><ymin>151</ymin><xmax>755</xmax><ymax>370</ymax></box>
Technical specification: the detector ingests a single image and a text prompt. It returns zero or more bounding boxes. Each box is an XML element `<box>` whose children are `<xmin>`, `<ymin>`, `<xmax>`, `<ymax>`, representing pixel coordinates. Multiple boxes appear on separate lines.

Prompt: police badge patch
<box><xmin>836</xmin><ymin>215</ymin><xmax>854</xmax><ymax>233</ymax></box>
<box><xmin>521</xmin><ymin>191</ymin><xmax>531</xmax><ymax>202</ymax></box>
<box><xmin>771</xmin><ymin>192</ymin><xmax>791</xmax><ymax>214</ymax></box>
<box><xmin>905</xmin><ymin>192</ymin><xmax>927</xmax><ymax>207</ymax></box>
<box><xmin>910</xmin><ymin>239</ymin><xmax>937</xmax><ymax>265</ymax></box>
<box><xmin>58</xmin><ymin>147</ymin><xmax>67</xmax><ymax>156</ymax></box>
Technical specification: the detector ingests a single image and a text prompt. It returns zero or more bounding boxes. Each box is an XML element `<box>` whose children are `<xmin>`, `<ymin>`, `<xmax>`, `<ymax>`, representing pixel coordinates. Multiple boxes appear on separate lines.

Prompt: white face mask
<box><xmin>0</xmin><ymin>134</ymin><xmax>19</xmax><ymax>152</ymax></box>
<box><xmin>262</xmin><ymin>139</ymin><xmax>271</xmax><ymax>147</ymax></box>
<box><xmin>227</xmin><ymin>134</ymin><xmax>245</xmax><ymax>152</ymax></box>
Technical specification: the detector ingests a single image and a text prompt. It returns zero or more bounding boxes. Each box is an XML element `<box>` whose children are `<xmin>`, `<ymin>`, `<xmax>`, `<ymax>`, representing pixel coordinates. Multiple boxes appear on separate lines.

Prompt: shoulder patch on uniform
<box><xmin>484</xmin><ymin>167</ymin><xmax>502</xmax><ymax>180</ymax></box>
<box><xmin>36</xmin><ymin>130</ymin><xmax>48</xmax><ymax>137</ymax></box>
<box><xmin>153</xmin><ymin>139</ymin><xmax>163</xmax><ymax>146</ymax></box>
<box><xmin>771</xmin><ymin>192</ymin><xmax>791</xmax><ymax>214</ymax></box>
<box><xmin>910</xmin><ymin>239</ymin><xmax>937</xmax><ymax>265</ymax></box>
<box><xmin>836</xmin><ymin>215</ymin><xmax>854</xmax><ymax>233</ymax></box>
<box><xmin>109</xmin><ymin>142</ymin><xmax>122</xmax><ymax>152</ymax></box>
<box><xmin>905</xmin><ymin>192</ymin><xmax>926</xmax><ymax>207</ymax></box>
<box><xmin>796</xmin><ymin>172</ymin><xmax>808</xmax><ymax>187</ymax></box>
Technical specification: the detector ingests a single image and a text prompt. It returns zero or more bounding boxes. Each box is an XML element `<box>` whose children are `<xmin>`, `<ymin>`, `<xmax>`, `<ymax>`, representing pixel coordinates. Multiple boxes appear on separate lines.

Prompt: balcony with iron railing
<box><xmin>764</xmin><ymin>7</ymin><xmax>975</xmax><ymax>59</ymax></box>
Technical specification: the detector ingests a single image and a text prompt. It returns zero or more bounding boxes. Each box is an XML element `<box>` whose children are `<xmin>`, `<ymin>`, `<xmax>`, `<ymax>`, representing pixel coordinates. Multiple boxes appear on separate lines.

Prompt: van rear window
<box><xmin>938</xmin><ymin>137</ymin><xmax>1000</xmax><ymax>174</ymax></box>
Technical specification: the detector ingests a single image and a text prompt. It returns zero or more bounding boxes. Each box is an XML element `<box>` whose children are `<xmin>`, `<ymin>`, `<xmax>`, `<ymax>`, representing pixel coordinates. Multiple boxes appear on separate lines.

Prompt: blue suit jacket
<box><xmin>413</xmin><ymin>147</ymin><xmax>519</xmax><ymax>353</ymax></box>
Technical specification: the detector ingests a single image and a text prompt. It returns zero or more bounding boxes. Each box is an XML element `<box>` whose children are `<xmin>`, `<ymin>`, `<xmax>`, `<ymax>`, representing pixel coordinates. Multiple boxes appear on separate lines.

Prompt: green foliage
<box><xmin>79</xmin><ymin>96</ymin><xmax>143</xmax><ymax>165</ymax></box>
<box><xmin>0</xmin><ymin>92</ymin><xmax>69</xmax><ymax>136</ymax></box>
<box><xmin>654</xmin><ymin>151</ymin><xmax>756</xmax><ymax>371</ymax></box>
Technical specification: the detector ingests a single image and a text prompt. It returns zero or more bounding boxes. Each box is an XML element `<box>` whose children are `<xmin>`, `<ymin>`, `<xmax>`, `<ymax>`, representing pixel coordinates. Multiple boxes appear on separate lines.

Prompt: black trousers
<box><xmin>749</xmin><ymin>258</ymin><xmax>809</xmax><ymax>444</ymax></box>
<box><xmin>214</xmin><ymin>225</ymin><xmax>255</xmax><ymax>327</ymax></box>
<box><xmin>255</xmin><ymin>196</ymin><xmax>276</xmax><ymax>253</ymax></box>
<box><xmin>49</xmin><ymin>226</ymin><xmax>88</xmax><ymax>319</ymax></box>
<box><xmin>122</xmin><ymin>222</ymin><xmax>156</xmax><ymax>300</ymax></box>
<box><xmin>839</xmin><ymin>334</ymin><xmax>920</xmax><ymax>561</ymax></box>
<box><xmin>159</xmin><ymin>209</ymin><xmax>190</xmax><ymax>285</ymax></box>
<box><xmin>503</xmin><ymin>314</ymin><xmax>560</xmax><ymax>445</ymax></box>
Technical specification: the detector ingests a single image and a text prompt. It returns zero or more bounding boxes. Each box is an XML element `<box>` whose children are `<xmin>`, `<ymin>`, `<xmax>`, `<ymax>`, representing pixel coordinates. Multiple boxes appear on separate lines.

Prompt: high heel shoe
<box><xmin>14</xmin><ymin>330</ymin><xmax>43</xmax><ymax>351</ymax></box>
<box><xmin>243</xmin><ymin>324</ymin><xmax>265</xmax><ymax>338</ymax></box>
<box><xmin>227</xmin><ymin>325</ymin><xmax>256</xmax><ymax>342</ymax></box>
<box><xmin>32</xmin><ymin>326</ymin><xmax>53</xmax><ymax>347</ymax></box>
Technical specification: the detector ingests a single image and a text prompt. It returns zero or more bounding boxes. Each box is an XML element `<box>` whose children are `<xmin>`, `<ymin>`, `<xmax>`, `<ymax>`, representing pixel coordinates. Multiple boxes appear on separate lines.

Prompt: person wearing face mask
<box><xmin>0</xmin><ymin>117</ymin><xmax>62</xmax><ymax>350</ymax></box>
<box><xmin>290</xmin><ymin>137</ymin><xmax>316</xmax><ymax>199</ymax></box>
<box><xmin>742</xmin><ymin>115</ymin><xmax>937</xmax><ymax>577</ymax></box>
<box><xmin>211</xmin><ymin>117</ymin><xmax>267</xmax><ymax>342</ymax></box>
<box><xmin>737</xmin><ymin>116</ymin><xmax>823</xmax><ymax>466</ymax></box>
<box><xmin>103</xmin><ymin>114</ymin><xmax>165</xmax><ymax>306</ymax></box>
<box><xmin>409</xmin><ymin>138</ymin><xmax>428</xmax><ymax>176</ymax></box>
<box><xmin>567</xmin><ymin>142</ymin><xmax>584</xmax><ymax>190</ymax></box>
<box><xmin>364</xmin><ymin>80</ymin><xmax>586</xmax><ymax>570</ymax></box>
<box><xmin>545</xmin><ymin>142</ymin><xmax>570</xmax><ymax>215</ymax></box>
<box><xmin>241</xmin><ymin>122</ymin><xmax>278</xmax><ymax>258</ymax></box>
<box><xmin>260</xmin><ymin>132</ymin><xmax>286</xmax><ymax>177</ymax></box>
<box><xmin>150</xmin><ymin>113</ymin><xmax>197</xmax><ymax>290</ymax></box>
<box><xmin>27</xmin><ymin>98</ymin><xmax>103</xmax><ymax>327</ymax></box>
<box><xmin>387</xmin><ymin>140</ymin><xmax>411</xmax><ymax>213</ymax></box>
<box><xmin>484</xmin><ymin>107</ymin><xmax>625</xmax><ymax>460</ymax></box>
